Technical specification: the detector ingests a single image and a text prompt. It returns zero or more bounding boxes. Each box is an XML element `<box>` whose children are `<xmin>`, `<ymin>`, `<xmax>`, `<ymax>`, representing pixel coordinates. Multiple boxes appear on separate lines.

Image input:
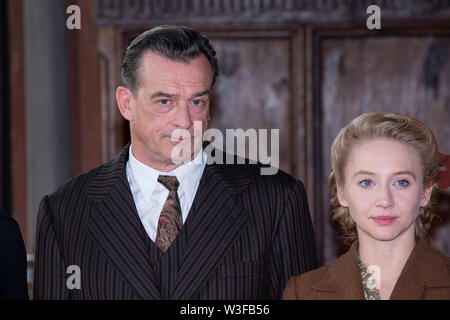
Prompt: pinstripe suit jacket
<box><xmin>34</xmin><ymin>144</ymin><xmax>318</xmax><ymax>299</ymax></box>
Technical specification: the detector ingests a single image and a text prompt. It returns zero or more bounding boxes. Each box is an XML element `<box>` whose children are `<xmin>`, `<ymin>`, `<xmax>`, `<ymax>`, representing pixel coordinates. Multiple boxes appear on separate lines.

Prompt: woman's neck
<box><xmin>358</xmin><ymin>228</ymin><xmax>416</xmax><ymax>299</ymax></box>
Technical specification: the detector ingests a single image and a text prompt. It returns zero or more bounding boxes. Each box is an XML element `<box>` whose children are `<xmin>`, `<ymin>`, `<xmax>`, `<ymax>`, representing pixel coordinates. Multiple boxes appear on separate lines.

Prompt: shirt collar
<box><xmin>128</xmin><ymin>144</ymin><xmax>206</xmax><ymax>202</ymax></box>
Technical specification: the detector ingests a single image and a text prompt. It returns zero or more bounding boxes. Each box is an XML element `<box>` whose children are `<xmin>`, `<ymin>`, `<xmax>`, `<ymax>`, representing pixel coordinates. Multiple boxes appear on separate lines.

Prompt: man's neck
<box><xmin>130</xmin><ymin>144</ymin><xmax>202</xmax><ymax>173</ymax></box>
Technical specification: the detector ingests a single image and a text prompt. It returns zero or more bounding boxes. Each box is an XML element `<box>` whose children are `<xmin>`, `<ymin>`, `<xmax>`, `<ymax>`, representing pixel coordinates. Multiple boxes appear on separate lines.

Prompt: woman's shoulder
<box><xmin>412</xmin><ymin>240</ymin><xmax>449</xmax><ymax>277</ymax></box>
<box><xmin>391</xmin><ymin>239</ymin><xmax>450</xmax><ymax>299</ymax></box>
<box><xmin>283</xmin><ymin>242</ymin><xmax>361</xmax><ymax>300</ymax></box>
<box><xmin>283</xmin><ymin>264</ymin><xmax>332</xmax><ymax>299</ymax></box>
<box><xmin>413</xmin><ymin>240</ymin><xmax>448</xmax><ymax>264</ymax></box>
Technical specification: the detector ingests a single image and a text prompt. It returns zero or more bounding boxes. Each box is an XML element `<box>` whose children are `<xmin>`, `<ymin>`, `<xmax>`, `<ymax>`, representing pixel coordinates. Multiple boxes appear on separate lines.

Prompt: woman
<box><xmin>283</xmin><ymin>112</ymin><xmax>450</xmax><ymax>300</ymax></box>
<box><xmin>0</xmin><ymin>211</ymin><xmax>28</xmax><ymax>299</ymax></box>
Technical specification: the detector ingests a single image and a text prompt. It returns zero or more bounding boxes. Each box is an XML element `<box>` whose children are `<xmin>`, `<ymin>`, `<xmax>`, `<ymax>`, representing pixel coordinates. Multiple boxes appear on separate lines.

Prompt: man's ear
<box><xmin>116</xmin><ymin>86</ymin><xmax>135</xmax><ymax>121</ymax></box>
<box><xmin>336</xmin><ymin>183</ymin><xmax>349</xmax><ymax>207</ymax></box>
<box><xmin>419</xmin><ymin>183</ymin><xmax>433</xmax><ymax>208</ymax></box>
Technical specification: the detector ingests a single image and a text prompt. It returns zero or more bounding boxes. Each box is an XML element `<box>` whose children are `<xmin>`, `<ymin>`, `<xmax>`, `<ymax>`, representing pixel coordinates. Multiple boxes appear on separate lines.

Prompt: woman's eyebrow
<box><xmin>352</xmin><ymin>170</ymin><xmax>375</xmax><ymax>178</ymax></box>
<box><xmin>392</xmin><ymin>171</ymin><xmax>416</xmax><ymax>179</ymax></box>
<box><xmin>352</xmin><ymin>170</ymin><xmax>416</xmax><ymax>179</ymax></box>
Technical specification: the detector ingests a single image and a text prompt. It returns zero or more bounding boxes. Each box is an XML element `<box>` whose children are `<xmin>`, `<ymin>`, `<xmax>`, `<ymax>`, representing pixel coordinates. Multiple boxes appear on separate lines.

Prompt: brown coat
<box><xmin>283</xmin><ymin>239</ymin><xmax>450</xmax><ymax>300</ymax></box>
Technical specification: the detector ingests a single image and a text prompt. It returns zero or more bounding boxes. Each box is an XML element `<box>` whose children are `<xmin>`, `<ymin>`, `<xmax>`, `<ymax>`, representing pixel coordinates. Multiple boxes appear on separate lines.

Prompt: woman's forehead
<box><xmin>344</xmin><ymin>138</ymin><xmax>423</xmax><ymax>176</ymax></box>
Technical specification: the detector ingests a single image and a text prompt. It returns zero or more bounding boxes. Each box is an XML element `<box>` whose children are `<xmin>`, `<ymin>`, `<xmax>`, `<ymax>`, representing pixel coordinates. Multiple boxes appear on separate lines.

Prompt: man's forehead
<box><xmin>140</xmin><ymin>51</ymin><xmax>210</xmax><ymax>70</ymax></box>
<box><xmin>136</xmin><ymin>52</ymin><xmax>213</xmax><ymax>93</ymax></box>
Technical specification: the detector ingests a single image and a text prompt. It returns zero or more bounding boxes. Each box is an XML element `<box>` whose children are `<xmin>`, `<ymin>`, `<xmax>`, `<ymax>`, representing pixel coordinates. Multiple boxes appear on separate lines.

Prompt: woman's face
<box><xmin>337</xmin><ymin>138</ymin><xmax>432</xmax><ymax>243</ymax></box>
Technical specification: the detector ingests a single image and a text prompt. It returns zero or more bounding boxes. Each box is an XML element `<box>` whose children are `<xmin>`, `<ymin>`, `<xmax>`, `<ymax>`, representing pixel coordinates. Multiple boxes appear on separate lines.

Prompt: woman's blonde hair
<box><xmin>329</xmin><ymin>112</ymin><xmax>440</xmax><ymax>245</ymax></box>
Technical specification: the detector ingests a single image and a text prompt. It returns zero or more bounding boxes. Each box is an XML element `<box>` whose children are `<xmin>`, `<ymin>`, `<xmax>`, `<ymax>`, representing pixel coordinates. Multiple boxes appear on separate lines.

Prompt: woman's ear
<box><xmin>419</xmin><ymin>182</ymin><xmax>433</xmax><ymax>208</ymax></box>
<box><xmin>336</xmin><ymin>182</ymin><xmax>349</xmax><ymax>208</ymax></box>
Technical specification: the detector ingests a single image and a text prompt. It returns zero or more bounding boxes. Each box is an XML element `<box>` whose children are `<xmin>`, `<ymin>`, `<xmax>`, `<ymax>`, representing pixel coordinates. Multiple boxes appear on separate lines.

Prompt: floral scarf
<box><xmin>357</xmin><ymin>255</ymin><xmax>381</xmax><ymax>300</ymax></box>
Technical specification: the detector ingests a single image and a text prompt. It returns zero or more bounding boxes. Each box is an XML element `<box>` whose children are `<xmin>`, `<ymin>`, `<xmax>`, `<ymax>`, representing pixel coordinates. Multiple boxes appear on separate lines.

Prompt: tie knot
<box><xmin>158</xmin><ymin>175</ymin><xmax>179</xmax><ymax>192</ymax></box>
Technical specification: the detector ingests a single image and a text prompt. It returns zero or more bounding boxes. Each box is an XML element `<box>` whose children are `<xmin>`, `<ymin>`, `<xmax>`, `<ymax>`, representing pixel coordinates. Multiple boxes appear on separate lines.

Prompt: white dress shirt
<box><xmin>126</xmin><ymin>144</ymin><xmax>206</xmax><ymax>242</ymax></box>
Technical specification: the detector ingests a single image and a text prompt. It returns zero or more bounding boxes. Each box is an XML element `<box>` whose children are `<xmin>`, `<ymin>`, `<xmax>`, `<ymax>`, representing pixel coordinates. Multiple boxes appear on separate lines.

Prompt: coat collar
<box><xmin>313</xmin><ymin>239</ymin><xmax>450</xmax><ymax>300</ymax></box>
<box><xmin>390</xmin><ymin>239</ymin><xmax>450</xmax><ymax>299</ymax></box>
<box><xmin>86</xmin><ymin>142</ymin><xmax>253</xmax><ymax>299</ymax></box>
<box><xmin>86</xmin><ymin>143</ymin><xmax>160</xmax><ymax>299</ymax></box>
<box><xmin>313</xmin><ymin>241</ymin><xmax>365</xmax><ymax>299</ymax></box>
<box><xmin>171</xmin><ymin>147</ymin><xmax>253</xmax><ymax>298</ymax></box>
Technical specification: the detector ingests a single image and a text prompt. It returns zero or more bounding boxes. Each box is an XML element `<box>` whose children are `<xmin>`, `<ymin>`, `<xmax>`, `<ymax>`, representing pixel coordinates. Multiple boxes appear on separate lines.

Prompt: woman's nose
<box><xmin>375</xmin><ymin>185</ymin><xmax>394</xmax><ymax>208</ymax></box>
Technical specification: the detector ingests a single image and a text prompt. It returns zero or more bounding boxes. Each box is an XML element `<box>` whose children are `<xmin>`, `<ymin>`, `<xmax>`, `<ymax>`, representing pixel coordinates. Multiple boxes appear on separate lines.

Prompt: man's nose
<box><xmin>174</xmin><ymin>104</ymin><xmax>193</xmax><ymax>129</ymax></box>
<box><xmin>375</xmin><ymin>185</ymin><xmax>394</xmax><ymax>208</ymax></box>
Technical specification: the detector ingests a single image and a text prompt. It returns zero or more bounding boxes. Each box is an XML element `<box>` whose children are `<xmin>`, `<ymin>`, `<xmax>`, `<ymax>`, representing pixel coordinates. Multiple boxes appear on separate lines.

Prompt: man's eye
<box><xmin>159</xmin><ymin>99</ymin><xmax>170</xmax><ymax>105</ymax></box>
<box><xmin>395</xmin><ymin>179</ymin><xmax>409</xmax><ymax>187</ymax></box>
<box><xmin>191</xmin><ymin>100</ymin><xmax>204</xmax><ymax>106</ymax></box>
<box><xmin>359</xmin><ymin>180</ymin><xmax>373</xmax><ymax>187</ymax></box>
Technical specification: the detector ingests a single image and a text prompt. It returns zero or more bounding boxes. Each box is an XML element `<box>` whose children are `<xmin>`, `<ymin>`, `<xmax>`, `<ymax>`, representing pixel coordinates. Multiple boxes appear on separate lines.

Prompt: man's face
<box><xmin>119</xmin><ymin>51</ymin><xmax>212</xmax><ymax>171</ymax></box>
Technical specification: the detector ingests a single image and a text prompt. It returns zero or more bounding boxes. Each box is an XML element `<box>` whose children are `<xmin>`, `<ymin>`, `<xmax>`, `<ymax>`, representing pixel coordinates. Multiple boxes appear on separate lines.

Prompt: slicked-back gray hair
<box><xmin>120</xmin><ymin>25</ymin><xmax>219</xmax><ymax>94</ymax></box>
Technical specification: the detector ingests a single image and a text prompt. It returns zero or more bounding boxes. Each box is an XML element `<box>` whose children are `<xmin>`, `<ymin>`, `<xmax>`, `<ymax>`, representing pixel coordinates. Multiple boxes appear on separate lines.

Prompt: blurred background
<box><xmin>2</xmin><ymin>0</ymin><xmax>450</xmax><ymax>295</ymax></box>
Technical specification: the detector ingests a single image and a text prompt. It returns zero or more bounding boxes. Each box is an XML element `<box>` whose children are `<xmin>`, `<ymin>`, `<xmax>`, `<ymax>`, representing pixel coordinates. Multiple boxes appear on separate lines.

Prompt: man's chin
<box><xmin>165</xmin><ymin>142</ymin><xmax>198</xmax><ymax>165</ymax></box>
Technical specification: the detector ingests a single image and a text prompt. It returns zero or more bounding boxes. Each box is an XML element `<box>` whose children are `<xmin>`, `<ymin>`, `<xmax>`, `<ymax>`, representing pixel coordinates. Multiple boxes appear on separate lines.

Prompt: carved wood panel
<box><xmin>95</xmin><ymin>0</ymin><xmax>450</xmax><ymax>25</ymax></box>
<box><xmin>208</xmin><ymin>31</ymin><xmax>295</xmax><ymax>175</ymax></box>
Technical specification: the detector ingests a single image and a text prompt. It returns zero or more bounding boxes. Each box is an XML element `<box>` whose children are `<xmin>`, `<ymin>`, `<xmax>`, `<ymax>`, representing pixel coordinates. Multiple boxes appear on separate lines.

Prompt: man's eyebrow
<box><xmin>192</xmin><ymin>90</ymin><xmax>210</xmax><ymax>98</ymax></box>
<box><xmin>150</xmin><ymin>92</ymin><xmax>176</xmax><ymax>99</ymax></box>
<box><xmin>150</xmin><ymin>90</ymin><xmax>210</xmax><ymax>100</ymax></box>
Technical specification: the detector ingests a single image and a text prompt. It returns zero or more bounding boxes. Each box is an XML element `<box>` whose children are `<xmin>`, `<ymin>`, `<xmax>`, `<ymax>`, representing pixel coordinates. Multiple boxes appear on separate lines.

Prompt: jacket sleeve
<box><xmin>268</xmin><ymin>179</ymin><xmax>319</xmax><ymax>299</ymax></box>
<box><xmin>0</xmin><ymin>213</ymin><xmax>29</xmax><ymax>300</ymax></box>
<box><xmin>33</xmin><ymin>195</ymin><xmax>69</xmax><ymax>299</ymax></box>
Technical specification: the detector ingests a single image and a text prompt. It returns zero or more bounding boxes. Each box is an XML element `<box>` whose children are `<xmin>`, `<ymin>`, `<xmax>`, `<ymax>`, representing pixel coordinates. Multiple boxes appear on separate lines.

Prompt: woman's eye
<box><xmin>395</xmin><ymin>179</ymin><xmax>409</xmax><ymax>187</ymax></box>
<box><xmin>359</xmin><ymin>179</ymin><xmax>373</xmax><ymax>187</ymax></box>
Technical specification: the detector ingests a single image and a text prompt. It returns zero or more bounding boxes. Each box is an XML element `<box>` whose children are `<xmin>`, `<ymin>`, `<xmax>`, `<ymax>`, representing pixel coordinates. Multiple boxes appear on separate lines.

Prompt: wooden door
<box><xmin>92</xmin><ymin>0</ymin><xmax>450</xmax><ymax>265</ymax></box>
<box><xmin>311</xmin><ymin>23</ymin><xmax>450</xmax><ymax>263</ymax></box>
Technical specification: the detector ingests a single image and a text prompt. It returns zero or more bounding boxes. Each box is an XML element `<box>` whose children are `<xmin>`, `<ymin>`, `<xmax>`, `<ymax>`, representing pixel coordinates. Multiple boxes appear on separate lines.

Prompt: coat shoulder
<box><xmin>283</xmin><ymin>264</ymin><xmax>330</xmax><ymax>300</ymax></box>
<box><xmin>46</xmin><ymin>163</ymin><xmax>103</xmax><ymax>204</ymax></box>
<box><xmin>417</xmin><ymin>242</ymin><xmax>450</xmax><ymax>283</ymax></box>
<box><xmin>210</xmin><ymin>155</ymin><xmax>305</xmax><ymax>199</ymax></box>
<box><xmin>46</xmin><ymin>143</ymin><xmax>130</xmax><ymax>204</ymax></box>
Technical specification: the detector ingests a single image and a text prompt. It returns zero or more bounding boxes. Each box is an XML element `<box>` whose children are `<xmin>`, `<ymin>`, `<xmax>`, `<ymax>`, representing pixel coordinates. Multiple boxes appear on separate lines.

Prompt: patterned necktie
<box><xmin>155</xmin><ymin>175</ymin><xmax>182</xmax><ymax>252</ymax></box>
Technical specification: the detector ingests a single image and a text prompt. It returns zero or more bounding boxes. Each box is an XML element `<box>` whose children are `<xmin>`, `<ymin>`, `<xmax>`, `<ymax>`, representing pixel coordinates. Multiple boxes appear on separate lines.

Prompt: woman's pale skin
<box><xmin>337</xmin><ymin>138</ymin><xmax>432</xmax><ymax>300</ymax></box>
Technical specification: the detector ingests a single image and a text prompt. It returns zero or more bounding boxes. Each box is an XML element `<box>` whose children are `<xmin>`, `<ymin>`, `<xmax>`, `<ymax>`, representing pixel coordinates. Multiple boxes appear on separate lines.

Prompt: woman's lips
<box><xmin>372</xmin><ymin>216</ymin><xmax>397</xmax><ymax>225</ymax></box>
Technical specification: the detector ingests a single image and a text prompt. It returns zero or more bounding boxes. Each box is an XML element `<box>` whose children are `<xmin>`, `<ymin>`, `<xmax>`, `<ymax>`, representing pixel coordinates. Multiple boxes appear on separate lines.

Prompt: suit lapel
<box><xmin>171</xmin><ymin>161</ymin><xmax>253</xmax><ymax>299</ymax></box>
<box><xmin>86</xmin><ymin>143</ymin><xmax>160</xmax><ymax>299</ymax></box>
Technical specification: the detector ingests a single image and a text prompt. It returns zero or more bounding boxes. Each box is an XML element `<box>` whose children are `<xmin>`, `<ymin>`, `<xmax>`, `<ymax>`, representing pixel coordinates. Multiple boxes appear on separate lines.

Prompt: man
<box><xmin>34</xmin><ymin>25</ymin><xmax>318</xmax><ymax>299</ymax></box>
